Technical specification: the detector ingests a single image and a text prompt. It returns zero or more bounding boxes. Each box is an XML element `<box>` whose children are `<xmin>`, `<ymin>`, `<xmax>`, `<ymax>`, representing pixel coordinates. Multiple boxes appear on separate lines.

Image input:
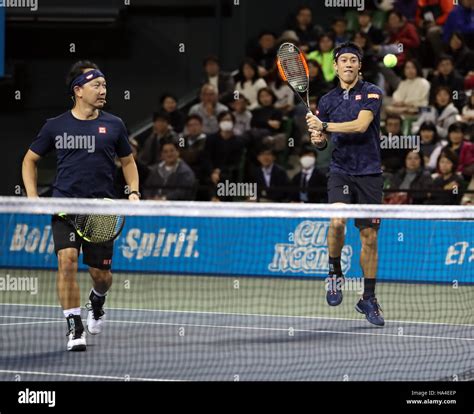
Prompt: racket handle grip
<box><xmin>306</xmin><ymin>110</ymin><xmax>322</xmax><ymax>123</ymax></box>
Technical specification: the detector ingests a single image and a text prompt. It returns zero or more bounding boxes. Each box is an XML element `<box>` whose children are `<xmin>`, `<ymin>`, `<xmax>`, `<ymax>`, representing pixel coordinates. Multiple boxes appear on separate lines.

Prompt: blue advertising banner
<box><xmin>1</xmin><ymin>213</ymin><xmax>472</xmax><ymax>283</ymax></box>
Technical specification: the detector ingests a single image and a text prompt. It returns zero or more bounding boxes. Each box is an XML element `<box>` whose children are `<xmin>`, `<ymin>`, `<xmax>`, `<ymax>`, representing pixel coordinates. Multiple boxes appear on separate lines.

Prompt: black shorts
<box><xmin>51</xmin><ymin>215</ymin><xmax>114</xmax><ymax>270</ymax></box>
<box><xmin>327</xmin><ymin>172</ymin><xmax>383</xmax><ymax>230</ymax></box>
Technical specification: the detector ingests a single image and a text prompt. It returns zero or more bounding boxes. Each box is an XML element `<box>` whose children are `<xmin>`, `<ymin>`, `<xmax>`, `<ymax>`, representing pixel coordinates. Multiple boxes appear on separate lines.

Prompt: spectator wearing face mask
<box><xmin>204</xmin><ymin>111</ymin><xmax>246</xmax><ymax>200</ymax></box>
<box><xmin>290</xmin><ymin>146</ymin><xmax>327</xmax><ymax>203</ymax></box>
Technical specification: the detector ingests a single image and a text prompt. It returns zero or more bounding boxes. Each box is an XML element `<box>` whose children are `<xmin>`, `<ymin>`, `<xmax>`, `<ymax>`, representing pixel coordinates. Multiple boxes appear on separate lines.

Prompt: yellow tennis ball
<box><xmin>383</xmin><ymin>54</ymin><xmax>398</xmax><ymax>68</ymax></box>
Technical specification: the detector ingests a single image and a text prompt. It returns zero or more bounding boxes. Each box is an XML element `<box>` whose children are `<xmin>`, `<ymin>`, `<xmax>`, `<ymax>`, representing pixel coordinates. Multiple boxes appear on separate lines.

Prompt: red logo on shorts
<box><xmin>372</xmin><ymin>218</ymin><xmax>381</xmax><ymax>224</ymax></box>
<box><xmin>103</xmin><ymin>259</ymin><xmax>112</xmax><ymax>265</ymax></box>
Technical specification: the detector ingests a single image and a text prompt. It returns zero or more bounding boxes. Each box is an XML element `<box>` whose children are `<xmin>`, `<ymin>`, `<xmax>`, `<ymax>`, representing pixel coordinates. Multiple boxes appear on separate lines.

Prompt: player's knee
<box><xmin>57</xmin><ymin>249</ymin><xmax>78</xmax><ymax>276</ymax></box>
<box><xmin>89</xmin><ymin>268</ymin><xmax>112</xmax><ymax>285</ymax></box>
<box><xmin>361</xmin><ymin>229</ymin><xmax>378</xmax><ymax>249</ymax></box>
<box><xmin>331</xmin><ymin>218</ymin><xmax>346</xmax><ymax>232</ymax></box>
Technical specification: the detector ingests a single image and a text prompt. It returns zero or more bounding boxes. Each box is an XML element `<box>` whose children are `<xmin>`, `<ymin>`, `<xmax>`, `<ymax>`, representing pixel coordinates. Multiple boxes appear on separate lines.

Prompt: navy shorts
<box><xmin>327</xmin><ymin>173</ymin><xmax>383</xmax><ymax>230</ymax></box>
<box><xmin>51</xmin><ymin>215</ymin><xmax>114</xmax><ymax>270</ymax></box>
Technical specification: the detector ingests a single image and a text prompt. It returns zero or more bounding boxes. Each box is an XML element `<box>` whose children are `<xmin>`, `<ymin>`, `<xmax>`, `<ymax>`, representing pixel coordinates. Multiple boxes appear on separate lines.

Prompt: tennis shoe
<box><xmin>86</xmin><ymin>290</ymin><xmax>106</xmax><ymax>335</ymax></box>
<box><xmin>66</xmin><ymin>314</ymin><xmax>87</xmax><ymax>351</ymax></box>
<box><xmin>355</xmin><ymin>296</ymin><xmax>385</xmax><ymax>326</ymax></box>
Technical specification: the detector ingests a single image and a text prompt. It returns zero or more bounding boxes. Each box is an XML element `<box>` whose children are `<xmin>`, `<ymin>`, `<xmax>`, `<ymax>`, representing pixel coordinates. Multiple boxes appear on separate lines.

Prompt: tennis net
<box><xmin>0</xmin><ymin>197</ymin><xmax>473</xmax><ymax>381</ymax></box>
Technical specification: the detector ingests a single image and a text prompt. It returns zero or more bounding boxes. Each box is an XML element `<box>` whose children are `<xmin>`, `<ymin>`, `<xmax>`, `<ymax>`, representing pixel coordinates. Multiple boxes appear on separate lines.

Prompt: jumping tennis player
<box><xmin>306</xmin><ymin>42</ymin><xmax>385</xmax><ymax>326</ymax></box>
<box><xmin>22</xmin><ymin>60</ymin><xmax>140</xmax><ymax>350</ymax></box>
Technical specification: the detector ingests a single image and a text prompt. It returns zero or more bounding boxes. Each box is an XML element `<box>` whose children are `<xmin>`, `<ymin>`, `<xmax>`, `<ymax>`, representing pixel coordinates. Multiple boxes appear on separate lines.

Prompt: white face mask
<box><xmin>219</xmin><ymin>120</ymin><xmax>234</xmax><ymax>132</ymax></box>
<box><xmin>300</xmin><ymin>155</ymin><xmax>315</xmax><ymax>169</ymax></box>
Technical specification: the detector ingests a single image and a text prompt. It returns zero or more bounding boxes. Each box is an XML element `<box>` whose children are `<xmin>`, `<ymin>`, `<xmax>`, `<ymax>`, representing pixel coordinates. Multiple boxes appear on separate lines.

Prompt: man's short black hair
<box><xmin>217</xmin><ymin>110</ymin><xmax>236</xmax><ymax>124</ymax></box>
<box><xmin>437</xmin><ymin>54</ymin><xmax>454</xmax><ymax>66</ymax></box>
<box><xmin>386</xmin><ymin>114</ymin><xmax>402</xmax><ymax>122</ymax></box>
<box><xmin>299</xmin><ymin>145</ymin><xmax>317</xmax><ymax>157</ymax></box>
<box><xmin>186</xmin><ymin>114</ymin><xmax>203</xmax><ymax>124</ymax></box>
<box><xmin>258</xmin><ymin>30</ymin><xmax>277</xmax><ymax>39</ymax></box>
<box><xmin>332</xmin><ymin>16</ymin><xmax>347</xmax><ymax>25</ymax></box>
<box><xmin>160</xmin><ymin>93</ymin><xmax>178</xmax><ymax>105</ymax></box>
<box><xmin>66</xmin><ymin>60</ymin><xmax>100</xmax><ymax>92</ymax></box>
<box><xmin>333</xmin><ymin>42</ymin><xmax>363</xmax><ymax>62</ymax></box>
<box><xmin>296</xmin><ymin>5</ymin><xmax>312</xmax><ymax>14</ymax></box>
<box><xmin>257</xmin><ymin>143</ymin><xmax>276</xmax><ymax>156</ymax></box>
<box><xmin>152</xmin><ymin>111</ymin><xmax>171</xmax><ymax>123</ymax></box>
<box><xmin>160</xmin><ymin>138</ymin><xmax>180</xmax><ymax>151</ymax></box>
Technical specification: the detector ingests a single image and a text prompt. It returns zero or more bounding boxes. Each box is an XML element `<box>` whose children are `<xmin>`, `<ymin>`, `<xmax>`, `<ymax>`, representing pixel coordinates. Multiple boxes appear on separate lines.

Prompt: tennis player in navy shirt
<box><xmin>22</xmin><ymin>60</ymin><xmax>140</xmax><ymax>350</ymax></box>
<box><xmin>306</xmin><ymin>42</ymin><xmax>385</xmax><ymax>326</ymax></box>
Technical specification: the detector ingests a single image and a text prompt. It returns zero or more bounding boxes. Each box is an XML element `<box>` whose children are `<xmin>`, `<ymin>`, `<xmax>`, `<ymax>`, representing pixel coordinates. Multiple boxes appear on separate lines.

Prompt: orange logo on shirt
<box><xmin>368</xmin><ymin>93</ymin><xmax>380</xmax><ymax>99</ymax></box>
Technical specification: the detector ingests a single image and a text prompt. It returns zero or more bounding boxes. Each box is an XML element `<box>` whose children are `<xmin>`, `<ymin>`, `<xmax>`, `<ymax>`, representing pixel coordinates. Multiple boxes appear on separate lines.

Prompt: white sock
<box><xmin>92</xmin><ymin>288</ymin><xmax>107</xmax><ymax>297</ymax></box>
<box><xmin>63</xmin><ymin>307</ymin><xmax>81</xmax><ymax>318</ymax></box>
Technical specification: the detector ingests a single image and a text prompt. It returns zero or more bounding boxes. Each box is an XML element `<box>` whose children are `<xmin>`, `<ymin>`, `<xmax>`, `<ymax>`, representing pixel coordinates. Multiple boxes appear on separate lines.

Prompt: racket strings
<box><xmin>76</xmin><ymin>214</ymin><xmax>123</xmax><ymax>243</ymax></box>
<box><xmin>277</xmin><ymin>44</ymin><xmax>309</xmax><ymax>92</ymax></box>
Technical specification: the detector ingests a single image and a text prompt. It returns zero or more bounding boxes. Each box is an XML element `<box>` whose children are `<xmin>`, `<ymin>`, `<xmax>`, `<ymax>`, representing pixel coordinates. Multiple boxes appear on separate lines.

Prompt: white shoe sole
<box><xmin>67</xmin><ymin>333</ymin><xmax>87</xmax><ymax>352</ymax></box>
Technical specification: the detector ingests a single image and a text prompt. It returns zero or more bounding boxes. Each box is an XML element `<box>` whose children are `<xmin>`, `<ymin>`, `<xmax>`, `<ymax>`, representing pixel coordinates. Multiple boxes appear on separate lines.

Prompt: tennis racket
<box><xmin>58</xmin><ymin>199</ymin><xmax>125</xmax><ymax>244</ymax></box>
<box><xmin>276</xmin><ymin>42</ymin><xmax>321</xmax><ymax>121</ymax></box>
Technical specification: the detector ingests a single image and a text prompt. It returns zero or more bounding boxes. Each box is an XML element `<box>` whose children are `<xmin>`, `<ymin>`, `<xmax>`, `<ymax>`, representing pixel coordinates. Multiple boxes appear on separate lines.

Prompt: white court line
<box><xmin>0</xmin><ymin>369</ymin><xmax>181</xmax><ymax>382</ymax></box>
<box><xmin>2</xmin><ymin>302</ymin><xmax>474</xmax><ymax>328</ymax></box>
<box><xmin>0</xmin><ymin>321</ymin><xmax>63</xmax><ymax>327</ymax></box>
<box><xmin>0</xmin><ymin>315</ymin><xmax>58</xmax><ymax>320</ymax></box>
<box><xmin>0</xmin><ymin>313</ymin><xmax>472</xmax><ymax>342</ymax></box>
<box><xmin>105</xmin><ymin>319</ymin><xmax>474</xmax><ymax>342</ymax></box>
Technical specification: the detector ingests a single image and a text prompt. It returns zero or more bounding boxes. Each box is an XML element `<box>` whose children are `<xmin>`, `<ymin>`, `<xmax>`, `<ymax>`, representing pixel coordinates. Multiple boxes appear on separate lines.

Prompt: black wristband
<box><xmin>130</xmin><ymin>190</ymin><xmax>141</xmax><ymax>198</ymax></box>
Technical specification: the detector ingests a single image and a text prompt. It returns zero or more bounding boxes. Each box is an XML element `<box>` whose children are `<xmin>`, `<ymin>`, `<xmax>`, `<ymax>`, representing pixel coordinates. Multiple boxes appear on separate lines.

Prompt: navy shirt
<box><xmin>30</xmin><ymin>111</ymin><xmax>132</xmax><ymax>198</ymax></box>
<box><xmin>317</xmin><ymin>80</ymin><xmax>383</xmax><ymax>175</ymax></box>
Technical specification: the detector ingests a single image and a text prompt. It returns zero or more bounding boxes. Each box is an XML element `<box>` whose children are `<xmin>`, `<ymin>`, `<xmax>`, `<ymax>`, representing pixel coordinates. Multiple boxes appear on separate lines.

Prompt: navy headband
<box><xmin>70</xmin><ymin>69</ymin><xmax>105</xmax><ymax>95</ymax></box>
<box><xmin>334</xmin><ymin>46</ymin><xmax>362</xmax><ymax>62</ymax></box>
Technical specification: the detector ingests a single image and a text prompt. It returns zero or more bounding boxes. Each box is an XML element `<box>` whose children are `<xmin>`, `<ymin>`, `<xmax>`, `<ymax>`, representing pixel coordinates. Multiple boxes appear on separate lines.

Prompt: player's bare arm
<box><xmin>21</xmin><ymin>149</ymin><xmax>41</xmax><ymax>198</ymax></box>
<box><xmin>307</xmin><ymin>110</ymin><xmax>374</xmax><ymax>134</ymax></box>
<box><xmin>120</xmin><ymin>154</ymin><xmax>140</xmax><ymax>200</ymax></box>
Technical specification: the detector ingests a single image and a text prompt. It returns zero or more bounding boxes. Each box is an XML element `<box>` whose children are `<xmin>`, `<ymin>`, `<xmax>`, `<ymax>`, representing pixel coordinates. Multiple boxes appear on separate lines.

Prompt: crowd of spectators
<box><xmin>119</xmin><ymin>1</ymin><xmax>474</xmax><ymax>205</ymax></box>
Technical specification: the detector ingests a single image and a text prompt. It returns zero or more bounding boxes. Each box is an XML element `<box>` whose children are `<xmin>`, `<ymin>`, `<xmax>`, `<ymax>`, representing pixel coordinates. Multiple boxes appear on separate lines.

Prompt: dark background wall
<box><xmin>0</xmin><ymin>0</ymin><xmax>337</xmax><ymax>195</ymax></box>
